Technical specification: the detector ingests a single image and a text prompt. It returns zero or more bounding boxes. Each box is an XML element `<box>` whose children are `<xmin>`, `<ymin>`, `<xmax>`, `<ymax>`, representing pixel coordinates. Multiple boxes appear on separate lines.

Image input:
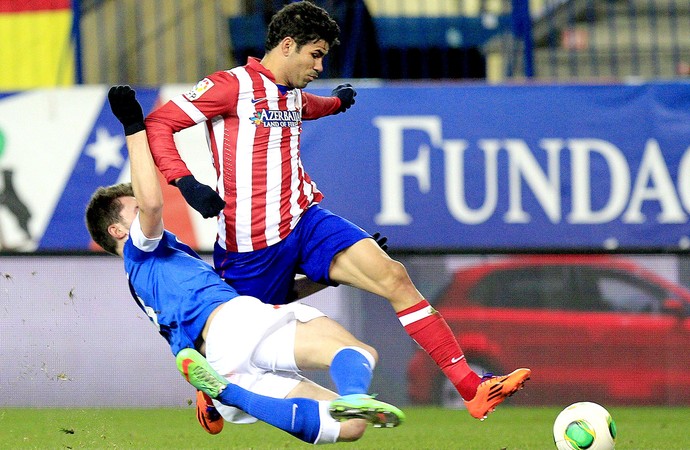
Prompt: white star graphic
<box><xmin>85</xmin><ymin>127</ymin><xmax>125</xmax><ymax>174</ymax></box>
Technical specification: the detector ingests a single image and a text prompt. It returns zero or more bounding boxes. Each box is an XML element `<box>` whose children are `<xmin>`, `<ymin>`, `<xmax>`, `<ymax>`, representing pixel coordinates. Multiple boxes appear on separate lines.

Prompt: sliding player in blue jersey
<box><xmin>84</xmin><ymin>86</ymin><xmax>404</xmax><ymax>444</ymax></box>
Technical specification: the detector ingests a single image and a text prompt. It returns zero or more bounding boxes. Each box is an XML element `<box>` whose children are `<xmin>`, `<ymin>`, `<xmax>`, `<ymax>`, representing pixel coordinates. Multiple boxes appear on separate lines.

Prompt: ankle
<box><xmin>456</xmin><ymin>371</ymin><xmax>482</xmax><ymax>400</ymax></box>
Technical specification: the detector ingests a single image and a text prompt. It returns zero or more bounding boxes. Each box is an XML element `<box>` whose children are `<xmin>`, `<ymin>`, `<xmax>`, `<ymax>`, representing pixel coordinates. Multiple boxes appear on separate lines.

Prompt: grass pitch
<box><xmin>1</xmin><ymin>406</ymin><xmax>688</xmax><ymax>449</ymax></box>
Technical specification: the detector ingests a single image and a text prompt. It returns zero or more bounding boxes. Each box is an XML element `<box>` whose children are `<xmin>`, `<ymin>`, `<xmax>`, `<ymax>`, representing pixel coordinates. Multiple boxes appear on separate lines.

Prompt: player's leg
<box><xmin>294</xmin><ymin>317</ymin><xmax>376</xmax><ymax>384</ymax></box>
<box><xmin>295</xmin><ymin>206</ymin><xmax>530</xmax><ymax>419</ymax></box>
<box><xmin>283</xmin><ymin>377</ymin><xmax>367</xmax><ymax>442</ymax></box>
<box><xmin>252</xmin><ymin>310</ymin><xmax>405</xmax><ymax>427</ymax></box>
<box><xmin>330</xmin><ymin>238</ymin><xmax>531</xmax><ymax>418</ymax></box>
<box><xmin>295</xmin><ymin>208</ymin><xmax>484</xmax><ymax>407</ymax></box>
<box><xmin>246</xmin><ymin>300</ymin><xmax>377</xmax><ymax>391</ymax></box>
<box><xmin>293</xmin><ymin>317</ymin><xmax>405</xmax><ymax>427</ymax></box>
<box><xmin>199</xmin><ymin>298</ymin><xmax>401</xmax><ymax>435</ymax></box>
<box><xmin>328</xmin><ymin>238</ymin><xmax>481</xmax><ymax>391</ymax></box>
<box><xmin>178</xmin><ymin>348</ymin><xmax>331</xmax><ymax>443</ymax></box>
<box><xmin>178</xmin><ymin>348</ymin><xmax>367</xmax><ymax>443</ymax></box>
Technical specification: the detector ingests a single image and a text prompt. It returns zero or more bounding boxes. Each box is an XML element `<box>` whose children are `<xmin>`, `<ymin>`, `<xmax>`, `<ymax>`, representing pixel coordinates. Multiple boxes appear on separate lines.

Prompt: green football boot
<box><xmin>329</xmin><ymin>394</ymin><xmax>405</xmax><ymax>428</ymax></box>
<box><xmin>176</xmin><ymin>348</ymin><xmax>228</xmax><ymax>399</ymax></box>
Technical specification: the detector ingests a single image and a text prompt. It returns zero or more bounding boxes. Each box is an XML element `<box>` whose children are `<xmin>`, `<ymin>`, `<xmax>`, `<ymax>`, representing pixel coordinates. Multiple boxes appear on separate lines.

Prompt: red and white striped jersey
<box><xmin>146</xmin><ymin>58</ymin><xmax>341</xmax><ymax>252</ymax></box>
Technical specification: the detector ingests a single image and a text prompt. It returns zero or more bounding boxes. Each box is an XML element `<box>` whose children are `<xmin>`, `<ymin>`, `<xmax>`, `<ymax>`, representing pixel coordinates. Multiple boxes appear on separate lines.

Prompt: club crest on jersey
<box><xmin>185</xmin><ymin>78</ymin><xmax>214</xmax><ymax>101</ymax></box>
<box><xmin>250</xmin><ymin>109</ymin><xmax>301</xmax><ymax>128</ymax></box>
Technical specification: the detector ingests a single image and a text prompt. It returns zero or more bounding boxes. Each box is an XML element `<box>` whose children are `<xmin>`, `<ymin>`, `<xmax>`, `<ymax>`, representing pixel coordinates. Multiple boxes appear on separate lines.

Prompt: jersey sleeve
<box><xmin>129</xmin><ymin>212</ymin><xmax>164</xmax><ymax>252</ymax></box>
<box><xmin>145</xmin><ymin>71</ymin><xmax>240</xmax><ymax>184</ymax></box>
<box><xmin>301</xmin><ymin>91</ymin><xmax>341</xmax><ymax>120</ymax></box>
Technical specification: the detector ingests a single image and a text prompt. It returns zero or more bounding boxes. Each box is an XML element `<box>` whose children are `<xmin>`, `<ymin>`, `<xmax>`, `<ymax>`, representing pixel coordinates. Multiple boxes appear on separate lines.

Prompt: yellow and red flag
<box><xmin>0</xmin><ymin>0</ymin><xmax>75</xmax><ymax>89</ymax></box>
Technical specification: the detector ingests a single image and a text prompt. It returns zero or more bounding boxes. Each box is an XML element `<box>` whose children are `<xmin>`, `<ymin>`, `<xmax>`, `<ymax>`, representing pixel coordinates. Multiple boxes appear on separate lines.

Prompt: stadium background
<box><xmin>1</xmin><ymin>0</ymin><xmax>690</xmax><ymax>411</ymax></box>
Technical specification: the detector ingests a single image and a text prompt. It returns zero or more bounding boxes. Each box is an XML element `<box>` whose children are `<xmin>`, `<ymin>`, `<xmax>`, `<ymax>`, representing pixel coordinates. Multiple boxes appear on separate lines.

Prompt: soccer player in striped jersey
<box><xmin>145</xmin><ymin>1</ymin><xmax>530</xmax><ymax>420</ymax></box>
<box><xmin>85</xmin><ymin>85</ymin><xmax>404</xmax><ymax>444</ymax></box>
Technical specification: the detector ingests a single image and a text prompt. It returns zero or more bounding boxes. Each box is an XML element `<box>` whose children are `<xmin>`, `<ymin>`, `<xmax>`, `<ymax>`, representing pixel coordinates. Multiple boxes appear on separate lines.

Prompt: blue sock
<box><xmin>329</xmin><ymin>346</ymin><xmax>375</xmax><ymax>396</ymax></box>
<box><xmin>217</xmin><ymin>384</ymin><xmax>322</xmax><ymax>444</ymax></box>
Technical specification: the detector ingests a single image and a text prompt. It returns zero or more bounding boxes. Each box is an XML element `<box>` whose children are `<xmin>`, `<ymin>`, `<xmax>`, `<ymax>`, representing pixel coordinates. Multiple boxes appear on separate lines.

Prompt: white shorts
<box><xmin>204</xmin><ymin>296</ymin><xmax>327</xmax><ymax>423</ymax></box>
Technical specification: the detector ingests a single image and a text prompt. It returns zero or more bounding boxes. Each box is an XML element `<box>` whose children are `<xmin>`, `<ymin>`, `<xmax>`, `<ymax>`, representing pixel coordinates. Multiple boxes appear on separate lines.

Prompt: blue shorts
<box><xmin>214</xmin><ymin>205</ymin><xmax>369</xmax><ymax>305</ymax></box>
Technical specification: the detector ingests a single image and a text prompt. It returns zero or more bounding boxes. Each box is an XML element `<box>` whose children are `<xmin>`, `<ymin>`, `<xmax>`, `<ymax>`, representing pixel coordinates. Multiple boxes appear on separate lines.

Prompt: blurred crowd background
<box><xmin>2</xmin><ymin>0</ymin><xmax>690</xmax><ymax>90</ymax></box>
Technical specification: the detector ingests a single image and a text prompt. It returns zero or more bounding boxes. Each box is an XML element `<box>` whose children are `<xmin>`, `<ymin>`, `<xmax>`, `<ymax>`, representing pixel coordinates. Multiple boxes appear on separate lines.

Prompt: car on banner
<box><xmin>406</xmin><ymin>255</ymin><xmax>690</xmax><ymax>407</ymax></box>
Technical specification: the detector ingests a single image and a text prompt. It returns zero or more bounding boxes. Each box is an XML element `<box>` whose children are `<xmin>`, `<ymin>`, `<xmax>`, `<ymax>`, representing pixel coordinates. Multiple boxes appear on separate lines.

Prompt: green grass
<box><xmin>1</xmin><ymin>406</ymin><xmax>688</xmax><ymax>449</ymax></box>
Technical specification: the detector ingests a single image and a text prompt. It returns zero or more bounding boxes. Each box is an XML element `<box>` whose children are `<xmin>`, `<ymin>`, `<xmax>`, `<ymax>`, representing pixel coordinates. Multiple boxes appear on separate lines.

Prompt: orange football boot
<box><xmin>196</xmin><ymin>390</ymin><xmax>224</xmax><ymax>435</ymax></box>
<box><xmin>464</xmin><ymin>368</ymin><xmax>531</xmax><ymax>420</ymax></box>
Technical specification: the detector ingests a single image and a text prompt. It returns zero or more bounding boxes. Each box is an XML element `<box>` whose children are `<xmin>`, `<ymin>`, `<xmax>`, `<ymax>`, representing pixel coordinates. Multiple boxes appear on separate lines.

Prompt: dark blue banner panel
<box><xmin>303</xmin><ymin>82</ymin><xmax>690</xmax><ymax>251</ymax></box>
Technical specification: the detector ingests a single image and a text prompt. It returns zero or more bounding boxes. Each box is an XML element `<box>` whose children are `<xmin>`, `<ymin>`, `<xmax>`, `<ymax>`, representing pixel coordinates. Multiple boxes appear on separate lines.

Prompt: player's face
<box><xmin>117</xmin><ymin>196</ymin><xmax>139</xmax><ymax>231</ymax></box>
<box><xmin>283</xmin><ymin>39</ymin><xmax>329</xmax><ymax>89</ymax></box>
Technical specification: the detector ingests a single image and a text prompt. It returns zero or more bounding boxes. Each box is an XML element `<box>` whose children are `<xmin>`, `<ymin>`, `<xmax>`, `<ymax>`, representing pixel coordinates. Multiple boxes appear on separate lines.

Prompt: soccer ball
<box><xmin>553</xmin><ymin>402</ymin><xmax>617</xmax><ymax>450</ymax></box>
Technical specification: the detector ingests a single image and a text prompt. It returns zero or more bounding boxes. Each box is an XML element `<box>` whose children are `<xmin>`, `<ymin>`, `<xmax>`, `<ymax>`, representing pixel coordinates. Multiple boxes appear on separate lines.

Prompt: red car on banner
<box><xmin>407</xmin><ymin>255</ymin><xmax>690</xmax><ymax>407</ymax></box>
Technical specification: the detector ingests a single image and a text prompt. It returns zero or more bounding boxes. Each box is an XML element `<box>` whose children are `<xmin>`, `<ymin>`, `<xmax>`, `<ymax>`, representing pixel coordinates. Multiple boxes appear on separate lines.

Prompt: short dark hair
<box><xmin>265</xmin><ymin>1</ymin><xmax>340</xmax><ymax>51</ymax></box>
<box><xmin>84</xmin><ymin>182</ymin><xmax>133</xmax><ymax>255</ymax></box>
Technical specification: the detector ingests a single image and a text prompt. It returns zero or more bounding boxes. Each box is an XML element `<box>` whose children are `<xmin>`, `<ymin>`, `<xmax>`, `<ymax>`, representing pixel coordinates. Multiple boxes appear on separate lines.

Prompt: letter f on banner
<box><xmin>373</xmin><ymin>116</ymin><xmax>441</xmax><ymax>225</ymax></box>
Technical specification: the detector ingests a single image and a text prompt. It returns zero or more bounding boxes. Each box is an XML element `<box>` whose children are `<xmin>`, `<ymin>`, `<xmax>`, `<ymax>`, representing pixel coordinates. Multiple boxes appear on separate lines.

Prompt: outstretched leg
<box><xmin>330</xmin><ymin>238</ymin><xmax>530</xmax><ymax>418</ymax></box>
<box><xmin>177</xmin><ymin>348</ymin><xmax>328</xmax><ymax>443</ymax></box>
<box><xmin>178</xmin><ymin>348</ymin><xmax>405</xmax><ymax>443</ymax></box>
<box><xmin>292</xmin><ymin>317</ymin><xmax>405</xmax><ymax>427</ymax></box>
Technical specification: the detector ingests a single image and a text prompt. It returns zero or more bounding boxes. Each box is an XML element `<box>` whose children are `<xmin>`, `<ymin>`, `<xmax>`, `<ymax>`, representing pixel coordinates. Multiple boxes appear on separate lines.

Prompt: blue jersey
<box><xmin>124</xmin><ymin>227</ymin><xmax>239</xmax><ymax>355</ymax></box>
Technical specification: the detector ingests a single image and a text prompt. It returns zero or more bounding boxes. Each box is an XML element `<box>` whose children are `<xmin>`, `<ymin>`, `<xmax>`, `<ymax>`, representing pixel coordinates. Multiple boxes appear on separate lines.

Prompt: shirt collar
<box><xmin>247</xmin><ymin>57</ymin><xmax>275</xmax><ymax>82</ymax></box>
<box><xmin>246</xmin><ymin>57</ymin><xmax>290</xmax><ymax>95</ymax></box>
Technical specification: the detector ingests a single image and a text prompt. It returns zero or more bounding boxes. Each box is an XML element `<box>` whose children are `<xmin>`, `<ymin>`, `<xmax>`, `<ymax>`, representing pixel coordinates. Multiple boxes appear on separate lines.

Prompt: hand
<box><xmin>175</xmin><ymin>175</ymin><xmax>226</xmax><ymax>218</ymax></box>
<box><xmin>371</xmin><ymin>232</ymin><xmax>388</xmax><ymax>253</ymax></box>
<box><xmin>331</xmin><ymin>83</ymin><xmax>356</xmax><ymax>113</ymax></box>
<box><xmin>108</xmin><ymin>85</ymin><xmax>145</xmax><ymax>135</ymax></box>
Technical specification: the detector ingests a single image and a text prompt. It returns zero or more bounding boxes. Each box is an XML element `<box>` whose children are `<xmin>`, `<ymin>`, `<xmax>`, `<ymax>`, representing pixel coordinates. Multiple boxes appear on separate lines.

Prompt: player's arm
<box><xmin>108</xmin><ymin>86</ymin><xmax>163</xmax><ymax>238</ymax></box>
<box><xmin>145</xmin><ymin>74</ymin><xmax>236</xmax><ymax>218</ymax></box>
<box><xmin>302</xmin><ymin>84</ymin><xmax>356</xmax><ymax>119</ymax></box>
<box><xmin>145</xmin><ymin>72</ymin><xmax>238</xmax><ymax>184</ymax></box>
<box><xmin>144</xmin><ymin>101</ymin><xmax>197</xmax><ymax>184</ymax></box>
<box><xmin>127</xmin><ymin>131</ymin><xmax>164</xmax><ymax>237</ymax></box>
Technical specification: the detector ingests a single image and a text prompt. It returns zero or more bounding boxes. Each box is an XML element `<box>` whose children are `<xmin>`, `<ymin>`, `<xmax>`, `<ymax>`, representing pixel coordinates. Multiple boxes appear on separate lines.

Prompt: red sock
<box><xmin>397</xmin><ymin>300</ymin><xmax>481</xmax><ymax>400</ymax></box>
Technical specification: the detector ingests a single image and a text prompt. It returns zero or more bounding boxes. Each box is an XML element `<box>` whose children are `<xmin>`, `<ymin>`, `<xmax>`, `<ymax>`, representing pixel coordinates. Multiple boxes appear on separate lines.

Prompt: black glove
<box><xmin>175</xmin><ymin>175</ymin><xmax>226</xmax><ymax>218</ymax></box>
<box><xmin>331</xmin><ymin>83</ymin><xmax>356</xmax><ymax>113</ymax></box>
<box><xmin>372</xmin><ymin>232</ymin><xmax>388</xmax><ymax>253</ymax></box>
<box><xmin>108</xmin><ymin>85</ymin><xmax>145</xmax><ymax>136</ymax></box>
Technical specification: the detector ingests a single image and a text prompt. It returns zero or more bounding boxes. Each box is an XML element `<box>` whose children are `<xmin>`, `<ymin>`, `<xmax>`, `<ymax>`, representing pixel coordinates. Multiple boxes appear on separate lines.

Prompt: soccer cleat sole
<box><xmin>330</xmin><ymin>406</ymin><xmax>403</xmax><ymax>428</ymax></box>
<box><xmin>329</xmin><ymin>397</ymin><xmax>405</xmax><ymax>428</ymax></box>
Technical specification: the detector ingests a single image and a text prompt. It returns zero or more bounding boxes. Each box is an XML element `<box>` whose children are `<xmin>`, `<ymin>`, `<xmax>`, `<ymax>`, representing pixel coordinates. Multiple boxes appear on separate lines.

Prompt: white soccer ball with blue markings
<box><xmin>553</xmin><ymin>402</ymin><xmax>616</xmax><ymax>450</ymax></box>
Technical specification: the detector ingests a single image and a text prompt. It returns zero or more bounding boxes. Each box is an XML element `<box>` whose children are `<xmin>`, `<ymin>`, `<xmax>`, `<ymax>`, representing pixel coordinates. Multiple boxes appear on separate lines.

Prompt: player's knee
<box><xmin>337</xmin><ymin>419</ymin><xmax>367</xmax><ymax>441</ymax></box>
<box><xmin>358</xmin><ymin>343</ymin><xmax>379</xmax><ymax>364</ymax></box>
<box><xmin>381</xmin><ymin>259</ymin><xmax>413</xmax><ymax>292</ymax></box>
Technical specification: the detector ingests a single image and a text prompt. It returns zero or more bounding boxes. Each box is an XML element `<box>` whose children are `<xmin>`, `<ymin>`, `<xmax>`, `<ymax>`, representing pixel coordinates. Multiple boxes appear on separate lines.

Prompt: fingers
<box><xmin>108</xmin><ymin>85</ymin><xmax>145</xmax><ymax>134</ymax></box>
<box><xmin>108</xmin><ymin>85</ymin><xmax>136</xmax><ymax>104</ymax></box>
<box><xmin>371</xmin><ymin>232</ymin><xmax>389</xmax><ymax>252</ymax></box>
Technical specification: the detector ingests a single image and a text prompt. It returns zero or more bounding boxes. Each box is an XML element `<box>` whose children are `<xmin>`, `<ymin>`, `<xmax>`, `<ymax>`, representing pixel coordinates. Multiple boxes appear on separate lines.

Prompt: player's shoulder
<box><xmin>200</xmin><ymin>70</ymin><xmax>238</xmax><ymax>86</ymax></box>
<box><xmin>183</xmin><ymin>71</ymin><xmax>238</xmax><ymax>102</ymax></box>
